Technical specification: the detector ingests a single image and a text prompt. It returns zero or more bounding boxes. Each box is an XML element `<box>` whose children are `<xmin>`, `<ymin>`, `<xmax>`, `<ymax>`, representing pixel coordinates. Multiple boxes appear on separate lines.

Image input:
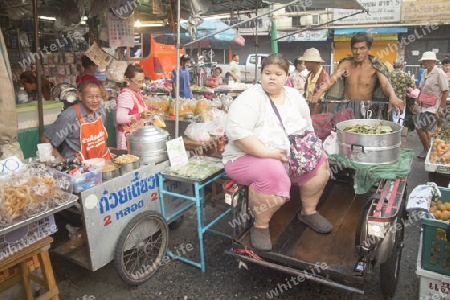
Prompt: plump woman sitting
<box><xmin>222</xmin><ymin>53</ymin><xmax>331</xmax><ymax>251</ymax></box>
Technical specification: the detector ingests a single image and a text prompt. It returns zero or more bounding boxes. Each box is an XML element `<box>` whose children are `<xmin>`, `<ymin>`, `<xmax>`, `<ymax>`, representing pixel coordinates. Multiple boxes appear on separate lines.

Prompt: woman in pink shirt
<box><xmin>115</xmin><ymin>64</ymin><xmax>152</xmax><ymax>150</ymax></box>
<box><xmin>205</xmin><ymin>67</ymin><xmax>224</xmax><ymax>88</ymax></box>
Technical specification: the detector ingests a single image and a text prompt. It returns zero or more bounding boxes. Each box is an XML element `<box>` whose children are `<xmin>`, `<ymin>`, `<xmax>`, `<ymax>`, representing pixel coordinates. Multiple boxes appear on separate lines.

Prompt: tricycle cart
<box><xmin>52</xmin><ymin>161</ymin><xmax>191</xmax><ymax>285</ymax></box>
<box><xmin>225</xmin><ymin>160</ymin><xmax>411</xmax><ymax>297</ymax></box>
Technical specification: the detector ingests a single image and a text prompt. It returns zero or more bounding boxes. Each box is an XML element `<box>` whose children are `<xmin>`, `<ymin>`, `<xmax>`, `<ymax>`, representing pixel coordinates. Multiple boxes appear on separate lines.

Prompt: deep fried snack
<box><xmin>102</xmin><ymin>164</ymin><xmax>119</xmax><ymax>172</ymax></box>
<box><xmin>114</xmin><ymin>154</ymin><xmax>139</xmax><ymax>164</ymax></box>
<box><xmin>1</xmin><ymin>184</ymin><xmax>29</xmax><ymax>219</ymax></box>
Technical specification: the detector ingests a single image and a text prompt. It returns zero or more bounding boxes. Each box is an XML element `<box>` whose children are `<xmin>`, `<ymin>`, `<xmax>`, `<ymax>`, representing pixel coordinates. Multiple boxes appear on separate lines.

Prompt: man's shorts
<box><xmin>414</xmin><ymin>111</ymin><xmax>437</xmax><ymax>131</ymax></box>
<box><xmin>337</xmin><ymin>100</ymin><xmax>389</xmax><ymax>120</ymax></box>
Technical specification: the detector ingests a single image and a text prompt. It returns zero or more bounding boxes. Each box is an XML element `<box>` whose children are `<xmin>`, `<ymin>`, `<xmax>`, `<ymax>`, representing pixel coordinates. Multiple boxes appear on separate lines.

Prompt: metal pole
<box><xmin>175</xmin><ymin>0</ymin><xmax>181</xmax><ymax>138</ymax></box>
<box><xmin>32</xmin><ymin>0</ymin><xmax>44</xmax><ymax>136</ymax></box>
<box><xmin>270</xmin><ymin>18</ymin><xmax>278</xmax><ymax>53</ymax></box>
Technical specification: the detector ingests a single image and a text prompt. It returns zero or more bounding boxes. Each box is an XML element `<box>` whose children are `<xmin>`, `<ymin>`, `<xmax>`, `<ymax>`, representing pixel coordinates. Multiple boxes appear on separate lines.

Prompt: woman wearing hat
<box><xmin>301</xmin><ymin>48</ymin><xmax>329</xmax><ymax>115</ymax></box>
<box><xmin>415</xmin><ymin>51</ymin><xmax>449</xmax><ymax>159</ymax></box>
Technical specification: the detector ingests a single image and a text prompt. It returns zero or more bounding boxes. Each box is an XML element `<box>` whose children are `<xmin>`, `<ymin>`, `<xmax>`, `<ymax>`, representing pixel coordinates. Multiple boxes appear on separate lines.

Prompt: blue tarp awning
<box><xmin>334</xmin><ymin>27</ymin><xmax>408</xmax><ymax>35</ymax></box>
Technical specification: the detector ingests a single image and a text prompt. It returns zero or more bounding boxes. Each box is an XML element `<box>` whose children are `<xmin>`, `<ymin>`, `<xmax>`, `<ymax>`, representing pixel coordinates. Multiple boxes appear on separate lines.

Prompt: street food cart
<box><xmin>51</xmin><ymin>160</ymin><xmax>192</xmax><ymax>285</ymax></box>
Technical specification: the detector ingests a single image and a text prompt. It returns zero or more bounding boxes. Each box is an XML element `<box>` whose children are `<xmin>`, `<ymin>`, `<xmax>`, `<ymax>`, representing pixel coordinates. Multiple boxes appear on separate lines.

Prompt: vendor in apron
<box><xmin>42</xmin><ymin>80</ymin><xmax>111</xmax><ymax>161</ymax></box>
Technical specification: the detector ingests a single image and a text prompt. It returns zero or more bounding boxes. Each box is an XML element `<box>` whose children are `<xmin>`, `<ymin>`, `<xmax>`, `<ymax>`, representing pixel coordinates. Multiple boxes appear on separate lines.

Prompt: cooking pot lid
<box><xmin>129</xmin><ymin>125</ymin><xmax>169</xmax><ymax>141</ymax></box>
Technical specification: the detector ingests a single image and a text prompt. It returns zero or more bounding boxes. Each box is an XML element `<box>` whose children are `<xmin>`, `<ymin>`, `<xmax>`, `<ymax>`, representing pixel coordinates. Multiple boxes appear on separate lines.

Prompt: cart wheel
<box><xmin>114</xmin><ymin>211</ymin><xmax>168</xmax><ymax>286</ymax></box>
<box><xmin>379</xmin><ymin>203</ymin><xmax>405</xmax><ymax>297</ymax></box>
<box><xmin>168</xmin><ymin>215</ymin><xmax>184</xmax><ymax>230</ymax></box>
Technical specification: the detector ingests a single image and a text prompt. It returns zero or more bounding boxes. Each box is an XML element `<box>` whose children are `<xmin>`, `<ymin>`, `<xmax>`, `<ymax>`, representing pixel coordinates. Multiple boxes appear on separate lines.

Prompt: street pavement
<box><xmin>48</xmin><ymin>132</ymin><xmax>430</xmax><ymax>299</ymax></box>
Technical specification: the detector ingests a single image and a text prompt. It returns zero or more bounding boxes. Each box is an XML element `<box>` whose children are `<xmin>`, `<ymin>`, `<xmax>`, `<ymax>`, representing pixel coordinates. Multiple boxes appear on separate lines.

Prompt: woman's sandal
<box><xmin>250</xmin><ymin>227</ymin><xmax>272</xmax><ymax>251</ymax></box>
<box><xmin>298</xmin><ymin>212</ymin><xmax>333</xmax><ymax>234</ymax></box>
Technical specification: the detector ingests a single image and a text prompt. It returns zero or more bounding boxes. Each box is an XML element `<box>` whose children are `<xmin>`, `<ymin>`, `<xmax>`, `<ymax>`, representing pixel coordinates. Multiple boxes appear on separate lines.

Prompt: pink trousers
<box><xmin>224</xmin><ymin>154</ymin><xmax>327</xmax><ymax>199</ymax></box>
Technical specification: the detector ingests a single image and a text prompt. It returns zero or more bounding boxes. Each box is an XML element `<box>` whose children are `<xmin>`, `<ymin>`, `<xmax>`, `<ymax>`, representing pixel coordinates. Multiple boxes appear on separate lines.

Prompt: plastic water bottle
<box><xmin>17</xmin><ymin>87</ymin><xmax>28</xmax><ymax>103</ymax></box>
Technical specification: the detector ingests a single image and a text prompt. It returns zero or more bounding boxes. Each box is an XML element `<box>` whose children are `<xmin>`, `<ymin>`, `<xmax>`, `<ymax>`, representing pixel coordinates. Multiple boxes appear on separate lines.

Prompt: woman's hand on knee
<box><xmin>268</xmin><ymin>148</ymin><xmax>288</xmax><ymax>162</ymax></box>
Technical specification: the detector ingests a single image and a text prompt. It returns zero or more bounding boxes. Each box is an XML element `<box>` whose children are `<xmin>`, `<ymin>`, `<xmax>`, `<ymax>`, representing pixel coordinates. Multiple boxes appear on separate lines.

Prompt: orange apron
<box><xmin>74</xmin><ymin>104</ymin><xmax>111</xmax><ymax>161</ymax></box>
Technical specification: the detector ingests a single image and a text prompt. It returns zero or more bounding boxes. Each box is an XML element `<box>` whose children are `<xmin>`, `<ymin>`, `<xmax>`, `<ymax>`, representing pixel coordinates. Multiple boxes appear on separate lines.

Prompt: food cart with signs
<box><xmin>51</xmin><ymin>160</ymin><xmax>192</xmax><ymax>285</ymax></box>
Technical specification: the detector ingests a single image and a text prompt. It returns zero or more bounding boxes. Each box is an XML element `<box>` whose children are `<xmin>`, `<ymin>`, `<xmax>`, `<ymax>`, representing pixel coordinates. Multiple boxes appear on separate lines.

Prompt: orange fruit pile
<box><xmin>430</xmin><ymin>139</ymin><xmax>450</xmax><ymax>164</ymax></box>
<box><xmin>429</xmin><ymin>200</ymin><xmax>450</xmax><ymax>221</ymax></box>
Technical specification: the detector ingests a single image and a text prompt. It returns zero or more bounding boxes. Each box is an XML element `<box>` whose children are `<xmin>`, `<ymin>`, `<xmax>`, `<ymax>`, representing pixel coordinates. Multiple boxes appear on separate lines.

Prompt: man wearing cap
<box><xmin>415</xmin><ymin>51</ymin><xmax>449</xmax><ymax>158</ymax></box>
<box><xmin>171</xmin><ymin>54</ymin><xmax>192</xmax><ymax>98</ymax></box>
<box><xmin>389</xmin><ymin>59</ymin><xmax>416</xmax><ymax>148</ymax></box>
<box><xmin>309</xmin><ymin>32</ymin><xmax>404</xmax><ymax>118</ymax></box>
<box><xmin>301</xmin><ymin>48</ymin><xmax>329</xmax><ymax>115</ymax></box>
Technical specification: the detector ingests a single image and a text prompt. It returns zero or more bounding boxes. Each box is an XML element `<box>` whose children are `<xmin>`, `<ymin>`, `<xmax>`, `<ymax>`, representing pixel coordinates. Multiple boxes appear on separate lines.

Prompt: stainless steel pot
<box><xmin>102</xmin><ymin>165</ymin><xmax>121</xmax><ymax>181</ymax></box>
<box><xmin>128</xmin><ymin>124</ymin><xmax>170</xmax><ymax>165</ymax></box>
<box><xmin>335</xmin><ymin>119</ymin><xmax>402</xmax><ymax>165</ymax></box>
<box><xmin>118</xmin><ymin>159</ymin><xmax>140</xmax><ymax>175</ymax></box>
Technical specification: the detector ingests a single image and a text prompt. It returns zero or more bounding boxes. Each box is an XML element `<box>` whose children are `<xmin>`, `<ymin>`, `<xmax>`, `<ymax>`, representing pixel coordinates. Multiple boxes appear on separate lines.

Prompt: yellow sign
<box><xmin>334</xmin><ymin>34</ymin><xmax>398</xmax><ymax>42</ymax></box>
<box><xmin>401</xmin><ymin>0</ymin><xmax>450</xmax><ymax>21</ymax></box>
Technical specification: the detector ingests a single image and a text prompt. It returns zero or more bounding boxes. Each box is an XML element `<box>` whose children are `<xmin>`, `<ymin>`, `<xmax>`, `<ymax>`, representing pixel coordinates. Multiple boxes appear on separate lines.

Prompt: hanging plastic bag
<box><xmin>184</xmin><ymin>123</ymin><xmax>210</xmax><ymax>143</ymax></box>
<box><xmin>106</xmin><ymin>60</ymin><xmax>128</xmax><ymax>83</ymax></box>
<box><xmin>323</xmin><ymin>131</ymin><xmax>338</xmax><ymax>155</ymax></box>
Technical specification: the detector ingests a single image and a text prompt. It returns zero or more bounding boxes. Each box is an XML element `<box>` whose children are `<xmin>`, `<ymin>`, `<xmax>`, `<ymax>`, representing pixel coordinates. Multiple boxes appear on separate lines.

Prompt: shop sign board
<box><xmin>80</xmin><ymin>161</ymin><xmax>192</xmax><ymax>271</ymax></box>
<box><xmin>401</xmin><ymin>0</ymin><xmax>450</xmax><ymax>21</ymax></box>
<box><xmin>333</xmin><ymin>0</ymin><xmax>401</xmax><ymax>24</ymax></box>
<box><xmin>277</xmin><ymin>29</ymin><xmax>329</xmax><ymax>42</ymax></box>
<box><xmin>334</xmin><ymin>33</ymin><xmax>398</xmax><ymax>42</ymax></box>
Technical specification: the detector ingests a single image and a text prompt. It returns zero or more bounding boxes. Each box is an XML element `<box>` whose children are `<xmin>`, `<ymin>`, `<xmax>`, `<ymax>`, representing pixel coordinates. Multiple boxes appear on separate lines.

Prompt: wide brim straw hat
<box><xmin>418</xmin><ymin>51</ymin><xmax>439</xmax><ymax>62</ymax></box>
<box><xmin>299</xmin><ymin>48</ymin><xmax>325</xmax><ymax>63</ymax></box>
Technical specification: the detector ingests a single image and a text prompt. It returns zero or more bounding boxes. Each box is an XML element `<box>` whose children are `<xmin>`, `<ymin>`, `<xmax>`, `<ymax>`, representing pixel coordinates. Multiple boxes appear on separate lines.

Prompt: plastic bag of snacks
<box><xmin>23</xmin><ymin>176</ymin><xmax>53</xmax><ymax>217</ymax></box>
<box><xmin>0</xmin><ymin>170</ymin><xmax>30</xmax><ymax>222</ymax></box>
<box><xmin>153</xmin><ymin>114</ymin><xmax>167</xmax><ymax>128</ymax></box>
<box><xmin>195</xmin><ymin>98</ymin><xmax>210</xmax><ymax>115</ymax></box>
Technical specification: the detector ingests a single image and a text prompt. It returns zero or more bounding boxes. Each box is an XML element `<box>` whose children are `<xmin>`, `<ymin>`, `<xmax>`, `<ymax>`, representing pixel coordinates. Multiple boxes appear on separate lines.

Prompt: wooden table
<box><xmin>0</xmin><ymin>236</ymin><xmax>59</xmax><ymax>300</ymax></box>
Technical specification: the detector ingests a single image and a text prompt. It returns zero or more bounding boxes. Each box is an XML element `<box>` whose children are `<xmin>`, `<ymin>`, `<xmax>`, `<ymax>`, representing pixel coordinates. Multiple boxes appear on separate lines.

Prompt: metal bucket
<box><xmin>335</xmin><ymin>119</ymin><xmax>402</xmax><ymax>165</ymax></box>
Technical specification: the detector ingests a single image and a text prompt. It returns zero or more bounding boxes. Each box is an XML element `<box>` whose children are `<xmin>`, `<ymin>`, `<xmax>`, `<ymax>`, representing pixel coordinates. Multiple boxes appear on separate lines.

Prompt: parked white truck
<box><xmin>217</xmin><ymin>53</ymin><xmax>294</xmax><ymax>84</ymax></box>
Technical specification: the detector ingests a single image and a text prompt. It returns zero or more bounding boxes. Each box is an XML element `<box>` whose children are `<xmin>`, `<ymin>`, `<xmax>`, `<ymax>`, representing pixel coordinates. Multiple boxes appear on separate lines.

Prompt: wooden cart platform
<box><xmin>229</xmin><ymin>181</ymin><xmax>378</xmax><ymax>293</ymax></box>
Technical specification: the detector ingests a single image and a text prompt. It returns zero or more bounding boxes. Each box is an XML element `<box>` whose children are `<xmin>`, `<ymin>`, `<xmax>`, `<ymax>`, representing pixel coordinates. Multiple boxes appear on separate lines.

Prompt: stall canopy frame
<box><xmin>172</xmin><ymin>0</ymin><xmax>365</xmax><ymax>138</ymax></box>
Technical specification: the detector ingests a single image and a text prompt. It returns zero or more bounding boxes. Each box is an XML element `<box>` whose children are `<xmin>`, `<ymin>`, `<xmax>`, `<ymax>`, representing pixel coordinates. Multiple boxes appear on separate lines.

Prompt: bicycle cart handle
<box><xmin>351</xmin><ymin>144</ymin><xmax>365</xmax><ymax>153</ymax></box>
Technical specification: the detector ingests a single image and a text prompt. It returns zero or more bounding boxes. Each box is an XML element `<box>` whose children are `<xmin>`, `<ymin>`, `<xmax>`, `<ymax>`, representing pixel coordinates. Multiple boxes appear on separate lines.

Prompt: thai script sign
<box><xmin>333</xmin><ymin>0</ymin><xmax>401</xmax><ymax>24</ymax></box>
<box><xmin>401</xmin><ymin>0</ymin><xmax>450</xmax><ymax>21</ymax></box>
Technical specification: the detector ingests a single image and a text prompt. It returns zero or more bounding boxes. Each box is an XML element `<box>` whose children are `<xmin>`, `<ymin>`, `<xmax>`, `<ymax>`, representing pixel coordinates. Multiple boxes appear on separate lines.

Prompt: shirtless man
<box><xmin>310</xmin><ymin>32</ymin><xmax>404</xmax><ymax>118</ymax></box>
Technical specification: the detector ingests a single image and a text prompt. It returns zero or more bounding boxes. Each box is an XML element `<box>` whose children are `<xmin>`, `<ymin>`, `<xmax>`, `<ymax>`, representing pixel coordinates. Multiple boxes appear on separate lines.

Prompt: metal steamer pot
<box><xmin>128</xmin><ymin>124</ymin><xmax>170</xmax><ymax>165</ymax></box>
<box><xmin>335</xmin><ymin>119</ymin><xmax>402</xmax><ymax>165</ymax></box>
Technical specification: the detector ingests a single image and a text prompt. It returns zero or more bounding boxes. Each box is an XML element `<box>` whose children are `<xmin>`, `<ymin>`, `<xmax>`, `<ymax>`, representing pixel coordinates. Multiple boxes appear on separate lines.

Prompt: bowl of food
<box><xmin>102</xmin><ymin>163</ymin><xmax>121</xmax><ymax>181</ymax></box>
<box><xmin>114</xmin><ymin>154</ymin><xmax>140</xmax><ymax>175</ymax></box>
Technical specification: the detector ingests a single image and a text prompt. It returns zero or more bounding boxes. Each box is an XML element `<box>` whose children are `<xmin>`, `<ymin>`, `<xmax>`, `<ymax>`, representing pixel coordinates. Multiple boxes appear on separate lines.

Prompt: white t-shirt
<box><xmin>229</xmin><ymin>61</ymin><xmax>241</xmax><ymax>82</ymax></box>
<box><xmin>223</xmin><ymin>84</ymin><xmax>312</xmax><ymax>164</ymax></box>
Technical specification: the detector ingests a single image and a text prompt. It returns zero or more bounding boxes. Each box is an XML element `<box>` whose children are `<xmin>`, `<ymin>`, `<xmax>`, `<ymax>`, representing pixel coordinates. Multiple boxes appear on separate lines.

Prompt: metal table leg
<box><xmin>158</xmin><ymin>172</ymin><xmax>231</xmax><ymax>272</ymax></box>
